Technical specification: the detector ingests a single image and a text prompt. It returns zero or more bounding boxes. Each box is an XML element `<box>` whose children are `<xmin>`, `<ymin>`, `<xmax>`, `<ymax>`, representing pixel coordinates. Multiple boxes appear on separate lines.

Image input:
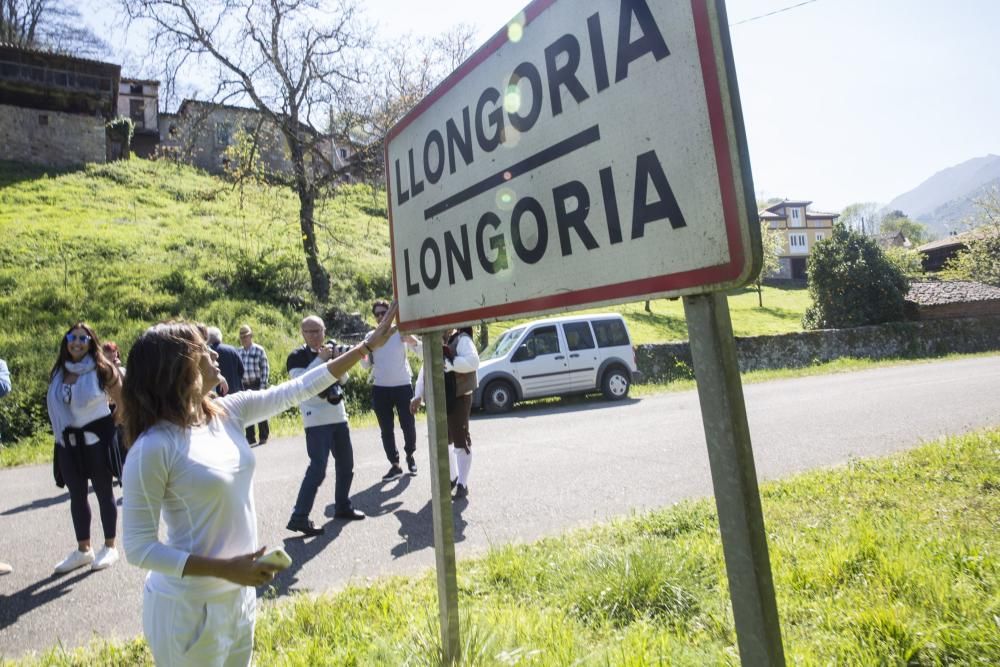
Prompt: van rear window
<box><xmin>592</xmin><ymin>319</ymin><xmax>629</xmax><ymax>348</ymax></box>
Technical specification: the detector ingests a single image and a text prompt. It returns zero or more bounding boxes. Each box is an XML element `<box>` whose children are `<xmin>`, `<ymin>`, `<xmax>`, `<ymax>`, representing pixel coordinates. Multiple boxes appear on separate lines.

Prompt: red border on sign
<box><xmin>386</xmin><ymin>0</ymin><xmax>746</xmax><ymax>331</ymax></box>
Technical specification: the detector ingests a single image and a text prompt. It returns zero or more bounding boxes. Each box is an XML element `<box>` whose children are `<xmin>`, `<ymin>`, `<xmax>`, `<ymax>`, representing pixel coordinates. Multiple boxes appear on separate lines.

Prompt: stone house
<box><xmin>758</xmin><ymin>199</ymin><xmax>838</xmax><ymax>280</ymax></box>
<box><xmin>158</xmin><ymin>99</ymin><xmax>354</xmax><ymax>178</ymax></box>
<box><xmin>0</xmin><ymin>43</ymin><xmax>119</xmax><ymax>167</ymax></box>
<box><xmin>906</xmin><ymin>280</ymin><xmax>1000</xmax><ymax>319</ymax></box>
<box><xmin>117</xmin><ymin>78</ymin><xmax>160</xmax><ymax>157</ymax></box>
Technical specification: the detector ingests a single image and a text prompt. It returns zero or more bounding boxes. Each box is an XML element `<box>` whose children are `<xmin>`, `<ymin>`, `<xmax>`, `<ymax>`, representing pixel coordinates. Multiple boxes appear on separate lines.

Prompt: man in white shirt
<box><xmin>286</xmin><ymin>316</ymin><xmax>365</xmax><ymax>536</ymax></box>
<box><xmin>361</xmin><ymin>300</ymin><xmax>422</xmax><ymax>480</ymax></box>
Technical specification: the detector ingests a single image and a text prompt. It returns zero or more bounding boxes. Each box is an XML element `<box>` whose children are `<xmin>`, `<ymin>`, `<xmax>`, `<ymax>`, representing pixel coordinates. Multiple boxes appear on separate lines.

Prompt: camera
<box><xmin>318</xmin><ymin>381</ymin><xmax>344</xmax><ymax>405</ymax></box>
<box><xmin>325</xmin><ymin>339</ymin><xmax>352</xmax><ymax>356</ymax></box>
<box><xmin>317</xmin><ymin>339</ymin><xmax>351</xmax><ymax>405</ymax></box>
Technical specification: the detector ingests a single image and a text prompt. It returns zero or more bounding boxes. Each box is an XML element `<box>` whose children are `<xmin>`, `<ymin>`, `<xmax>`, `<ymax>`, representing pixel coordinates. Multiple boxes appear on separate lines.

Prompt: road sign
<box><xmin>387</xmin><ymin>0</ymin><xmax>760</xmax><ymax>333</ymax></box>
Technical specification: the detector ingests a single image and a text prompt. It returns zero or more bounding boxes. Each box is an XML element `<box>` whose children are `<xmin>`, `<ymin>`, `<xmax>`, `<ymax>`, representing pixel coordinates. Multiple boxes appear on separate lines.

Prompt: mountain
<box><xmin>886</xmin><ymin>155</ymin><xmax>1000</xmax><ymax>238</ymax></box>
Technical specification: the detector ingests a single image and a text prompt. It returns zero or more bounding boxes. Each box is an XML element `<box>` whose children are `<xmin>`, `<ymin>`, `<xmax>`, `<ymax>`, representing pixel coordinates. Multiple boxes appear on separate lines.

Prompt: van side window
<box><xmin>592</xmin><ymin>319</ymin><xmax>629</xmax><ymax>347</ymax></box>
<box><xmin>563</xmin><ymin>321</ymin><xmax>595</xmax><ymax>351</ymax></box>
<box><xmin>524</xmin><ymin>325</ymin><xmax>560</xmax><ymax>356</ymax></box>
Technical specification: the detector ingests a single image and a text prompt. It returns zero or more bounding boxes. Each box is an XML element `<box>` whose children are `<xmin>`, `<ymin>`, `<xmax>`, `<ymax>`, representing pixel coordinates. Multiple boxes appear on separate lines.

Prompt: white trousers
<box><xmin>143</xmin><ymin>584</ymin><xmax>256</xmax><ymax>667</ymax></box>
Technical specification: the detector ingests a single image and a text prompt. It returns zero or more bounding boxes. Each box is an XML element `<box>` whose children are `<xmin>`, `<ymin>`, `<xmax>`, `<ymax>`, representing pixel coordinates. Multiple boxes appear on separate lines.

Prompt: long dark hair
<box><xmin>49</xmin><ymin>321</ymin><xmax>116</xmax><ymax>389</ymax></box>
<box><xmin>120</xmin><ymin>322</ymin><xmax>222</xmax><ymax>448</ymax></box>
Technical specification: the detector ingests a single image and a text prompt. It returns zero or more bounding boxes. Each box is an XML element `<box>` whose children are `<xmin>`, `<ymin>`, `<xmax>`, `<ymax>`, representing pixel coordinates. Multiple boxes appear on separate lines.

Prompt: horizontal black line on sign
<box><xmin>423</xmin><ymin>124</ymin><xmax>601</xmax><ymax>221</ymax></box>
<box><xmin>521</xmin><ymin>370</ymin><xmax>574</xmax><ymax>380</ymax></box>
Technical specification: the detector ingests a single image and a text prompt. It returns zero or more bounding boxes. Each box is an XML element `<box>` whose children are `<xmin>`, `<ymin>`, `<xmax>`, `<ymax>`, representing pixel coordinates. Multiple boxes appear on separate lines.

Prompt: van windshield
<box><xmin>481</xmin><ymin>327</ymin><xmax>525</xmax><ymax>360</ymax></box>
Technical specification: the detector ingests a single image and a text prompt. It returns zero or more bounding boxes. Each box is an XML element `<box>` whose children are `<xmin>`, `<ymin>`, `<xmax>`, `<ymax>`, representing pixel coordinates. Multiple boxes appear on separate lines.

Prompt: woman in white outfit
<box><xmin>47</xmin><ymin>322</ymin><xmax>123</xmax><ymax>574</ymax></box>
<box><xmin>121</xmin><ymin>305</ymin><xmax>396</xmax><ymax>667</ymax></box>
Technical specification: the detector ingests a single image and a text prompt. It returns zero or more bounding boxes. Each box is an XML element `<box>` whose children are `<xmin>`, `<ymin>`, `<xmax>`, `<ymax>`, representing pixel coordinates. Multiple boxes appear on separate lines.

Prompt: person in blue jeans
<box><xmin>286</xmin><ymin>315</ymin><xmax>367</xmax><ymax>536</ymax></box>
<box><xmin>361</xmin><ymin>300</ymin><xmax>422</xmax><ymax>480</ymax></box>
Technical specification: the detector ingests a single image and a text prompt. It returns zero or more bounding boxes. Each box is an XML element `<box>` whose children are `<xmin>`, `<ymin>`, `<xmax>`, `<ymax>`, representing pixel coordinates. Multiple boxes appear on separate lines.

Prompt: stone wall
<box><xmin>636</xmin><ymin>315</ymin><xmax>1000</xmax><ymax>383</ymax></box>
<box><xmin>0</xmin><ymin>103</ymin><xmax>106</xmax><ymax>167</ymax></box>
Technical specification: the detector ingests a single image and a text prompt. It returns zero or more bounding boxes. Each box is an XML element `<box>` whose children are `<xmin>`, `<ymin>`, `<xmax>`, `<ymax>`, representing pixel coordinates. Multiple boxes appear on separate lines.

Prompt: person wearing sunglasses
<box><xmin>361</xmin><ymin>299</ymin><xmax>422</xmax><ymax>480</ymax></box>
<box><xmin>46</xmin><ymin>322</ymin><xmax>123</xmax><ymax>574</ymax></box>
<box><xmin>119</xmin><ymin>304</ymin><xmax>397</xmax><ymax>666</ymax></box>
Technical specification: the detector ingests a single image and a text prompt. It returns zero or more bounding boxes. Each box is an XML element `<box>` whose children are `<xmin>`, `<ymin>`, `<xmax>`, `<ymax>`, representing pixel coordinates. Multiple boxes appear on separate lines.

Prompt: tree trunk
<box><xmin>478</xmin><ymin>323</ymin><xmax>489</xmax><ymax>349</ymax></box>
<box><xmin>288</xmin><ymin>132</ymin><xmax>330</xmax><ymax>302</ymax></box>
<box><xmin>756</xmin><ymin>280</ymin><xmax>763</xmax><ymax>308</ymax></box>
<box><xmin>644</xmin><ymin>300</ymin><xmax>652</xmax><ymax>313</ymax></box>
<box><xmin>296</xmin><ymin>185</ymin><xmax>330</xmax><ymax>302</ymax></box>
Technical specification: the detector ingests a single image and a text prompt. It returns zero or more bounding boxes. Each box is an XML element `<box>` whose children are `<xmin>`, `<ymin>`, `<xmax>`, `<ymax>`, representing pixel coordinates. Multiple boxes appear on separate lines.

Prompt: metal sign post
<box><xmin>421</xmin><ymin>332</ymin><xmax>461</xmax><ymax>663</ymax></box>
<box><xmin>387</xmin><ymin>1</ymin><xmax>783</xmax><ymax>663</ymax></box>
<box><xmin>684</xmin><ymin>293</ymin><xmax>784</xmax><ymax>665</ymax></box>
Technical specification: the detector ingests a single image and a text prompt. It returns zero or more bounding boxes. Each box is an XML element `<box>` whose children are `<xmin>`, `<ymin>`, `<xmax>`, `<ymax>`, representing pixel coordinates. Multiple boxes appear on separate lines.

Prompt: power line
<box><xmin>730</xmin><ymin>0</ymin><xmax>825</xmax><ymax>27</ymax></box>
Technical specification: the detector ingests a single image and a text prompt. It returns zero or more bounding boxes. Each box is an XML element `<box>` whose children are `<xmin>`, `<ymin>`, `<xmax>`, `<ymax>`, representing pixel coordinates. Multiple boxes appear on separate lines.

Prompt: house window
<box><xmin>129</xmin><ymin>99</ymin><xmax>145</xmax><ymax>128</ymax></box>
<box><xmin>338</xmin><ymin>148</ymin><xmax>348</xmax><ymax>160</ymax></box>
<box><xmin>790</xmin><ymin>208</ymin><xmax>804</xmax><ymax>227</ymax></box>
<box><xmin>789</xmin><ymin>233</ymin><xmax>807</xmax><ymax>252</ymax></box>
<box><xmin>814</xmin><ymin>232</ymin><xmax>824</xmax><ymax>242</ymax></box>
<box><xmin>215</xmin><ymin>122</ymin><xmax>232</xmax><ymax>147</ymax></box>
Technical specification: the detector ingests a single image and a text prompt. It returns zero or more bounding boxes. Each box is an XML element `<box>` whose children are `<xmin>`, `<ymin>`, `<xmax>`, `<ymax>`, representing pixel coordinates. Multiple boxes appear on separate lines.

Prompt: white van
<box><xmin>472</xmin><ymin>313</ymin><xmax>642</xmax><ymax>413</ymax></box>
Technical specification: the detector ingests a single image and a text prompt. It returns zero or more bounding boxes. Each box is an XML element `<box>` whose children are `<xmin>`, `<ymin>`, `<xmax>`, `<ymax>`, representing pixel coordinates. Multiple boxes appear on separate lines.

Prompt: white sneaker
<box><xmin>91</xmin><ymin>546</ymin><xmax>119</xmax><ymax>571</ymax></box>
<box><xmin>54</xmin><ymin>548</ymin><xmax>95</xmax><ymax>574</ymax></box>
<box><xmin>0</xmin><ymin>561</ymin><xmax>11</xmax><ymax>575</ymax></box>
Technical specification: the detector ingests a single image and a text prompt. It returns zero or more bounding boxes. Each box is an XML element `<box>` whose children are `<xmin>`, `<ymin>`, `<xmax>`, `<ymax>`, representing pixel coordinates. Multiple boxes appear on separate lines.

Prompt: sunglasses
<box><xmin>374</xmin><ymin>311</ymin><xmax>388</xmax><ymax>318</ymax></box>
<box><xmin>66</xmin><ymin>334</ymin><xmax>91</xmax><ymax>343</ymax></box>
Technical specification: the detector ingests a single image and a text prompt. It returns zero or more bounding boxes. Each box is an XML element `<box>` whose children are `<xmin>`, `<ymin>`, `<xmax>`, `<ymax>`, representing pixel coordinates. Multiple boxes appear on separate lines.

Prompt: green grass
<box><xmin>0</xmin><ymin>158</ymin><xmax>391</xmax><ymax>447</ymax></box>
<box><xmin>0</xmin><ymin>158</ymin><xmax>812</xmax><ymax>456</ymax></box>
<box><xmin>484</xmin><ymin>284</ymin><xmax>811</xmax><ymax>345</ymax></box>
<box><xmin>9</xmin><ymin>427</ymin><xmax>998</xmax><ymax>665</ymax></box>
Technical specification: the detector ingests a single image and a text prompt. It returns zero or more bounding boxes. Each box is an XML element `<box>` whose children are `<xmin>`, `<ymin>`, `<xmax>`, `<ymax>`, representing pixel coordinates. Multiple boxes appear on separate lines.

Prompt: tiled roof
<box><xmin>917</xmin><ymin>229</ymin><xmax>986</xmax><ymax>253</ymax></box>
<box><xmin>0</xmin><ymin>41</ymin><xmax>118</xmax><ymax>69</ymax></box>
<box><xmin>906</xmin><ymin>280</ymin><xmax>1000</xmax><ymax>306</ymax></box>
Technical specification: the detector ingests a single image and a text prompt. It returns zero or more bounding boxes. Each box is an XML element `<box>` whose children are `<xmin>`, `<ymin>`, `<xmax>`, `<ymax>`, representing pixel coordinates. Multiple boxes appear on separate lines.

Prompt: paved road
<box><xmin>1</xmin><ymin>356</ymin><xmax>997</xmax><ymax>658</ymax></box>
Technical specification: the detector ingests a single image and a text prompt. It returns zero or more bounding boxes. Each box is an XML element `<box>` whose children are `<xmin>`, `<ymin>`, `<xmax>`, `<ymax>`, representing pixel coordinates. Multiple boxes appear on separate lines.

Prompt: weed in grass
<box><xmin>570</xmin><ymin>540</ymin><xmax>702</xmax><ymax>630</ymax></box>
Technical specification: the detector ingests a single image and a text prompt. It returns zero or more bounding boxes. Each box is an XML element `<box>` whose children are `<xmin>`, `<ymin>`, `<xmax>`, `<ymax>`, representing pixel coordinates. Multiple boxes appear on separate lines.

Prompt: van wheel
<box><xmin>483</xmin><ymin>380</ymin><xmax>515</xmax><ymax>414</ymax></box>
<box><xmin>601</xmin><ymin>366</ymin><xmax>631</xmax><ymax>400</ymax></box>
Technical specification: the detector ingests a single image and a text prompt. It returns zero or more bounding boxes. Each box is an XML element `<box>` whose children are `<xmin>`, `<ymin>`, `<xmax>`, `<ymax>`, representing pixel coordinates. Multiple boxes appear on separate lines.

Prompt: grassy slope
<box><xmin>10</xmin><ymin>428</ymin><xmax>998</xmax><ymax>665</ymax></box>
<box><xmin>487</xmin><ymin>284</ymin><xmax>811</xmax><ymax>344</ymax></box>
<box><xmin>0</xmin><ymin>159</ymin><xmax>391</xmax><ymax>446</ymax></box>
<box><xmin>0</xmin><ymin>158</ymin><xmax>811</xmax><ymax>453</ymax></box>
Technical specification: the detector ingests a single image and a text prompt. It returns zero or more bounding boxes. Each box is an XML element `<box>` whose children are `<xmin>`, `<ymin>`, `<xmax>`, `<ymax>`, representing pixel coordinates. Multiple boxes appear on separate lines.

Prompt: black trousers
<box><xmin>371</xmin><ymin>384</ymin><xmax>417</xmax><ymax>464</ymax></box>
<box><xmin>57</xmin><ymin>442</ymin><xmax>117</xmax><ymax>542</ymax></box>
<box><xmin>243</xmin><ymin>379</ymin><xmax>270</xmax><ymax>443</ymax></box>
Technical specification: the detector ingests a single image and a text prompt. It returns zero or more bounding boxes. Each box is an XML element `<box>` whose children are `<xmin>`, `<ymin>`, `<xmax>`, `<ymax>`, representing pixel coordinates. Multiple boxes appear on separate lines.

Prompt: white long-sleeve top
<box><xmin>122</xmin><ymin>363</ymin><xmax>336</xmax><ymax>600</ymax></box>
<box><xmin>414</xmin><ymin>335</ymin><xmax>480</xmax><ymax>401</ymax></box>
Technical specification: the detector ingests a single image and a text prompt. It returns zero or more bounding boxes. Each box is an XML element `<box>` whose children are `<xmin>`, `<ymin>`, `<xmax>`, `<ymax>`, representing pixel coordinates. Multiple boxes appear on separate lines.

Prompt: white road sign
<box><xmin>387</xmin><ymin>0</ymin><xmax>759</xmax><ymax>332</ymax></box>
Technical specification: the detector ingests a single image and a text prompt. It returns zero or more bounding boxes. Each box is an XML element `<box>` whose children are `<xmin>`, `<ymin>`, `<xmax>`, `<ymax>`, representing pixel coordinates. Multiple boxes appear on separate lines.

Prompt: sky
<box><xmin>85</xmin><ymin>0</ymin><xmax>1000</xmax><ymax>213</ymax></box>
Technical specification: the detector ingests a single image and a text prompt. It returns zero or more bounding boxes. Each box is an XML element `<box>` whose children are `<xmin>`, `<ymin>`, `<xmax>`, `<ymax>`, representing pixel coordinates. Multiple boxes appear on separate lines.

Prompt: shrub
<box><xmin>803</xmin><ymin>225</ymin><xmax>909</xmax><ymax>329</ymax></box>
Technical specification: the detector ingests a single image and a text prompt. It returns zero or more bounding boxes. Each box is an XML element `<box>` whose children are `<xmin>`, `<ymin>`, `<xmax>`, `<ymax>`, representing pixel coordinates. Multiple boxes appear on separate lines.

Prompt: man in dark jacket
<box><xmin>205</xmin><ymin>327</ymin><xmax>244</xmax><ymax>396</ymax></box>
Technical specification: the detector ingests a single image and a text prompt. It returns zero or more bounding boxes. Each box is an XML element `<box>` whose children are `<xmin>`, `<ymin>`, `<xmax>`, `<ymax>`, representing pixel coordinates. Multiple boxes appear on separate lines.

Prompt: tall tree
<box><xmin>1</xmin><ymin>0</ymin><xmax>108</xmax><ymax>57</ymax></box>
<box><xmin>122</xmin><ymin>0</ymin><xmax>373</xmax><ymax>302</ymax></box>
<box><xmin>754</xmin><ymin>220</ymin><xmax>785</xmax><ymax>307</ymax></box>
<box><xmin>947</xmin><ymin>187</ymin><xmax>1000</xmax><ymax>286</ymax></box>
<box><xmin>880</xmin><ymin>210</ymin><xmax>931</xmax><ymax>245</ymax></box>
<box><xmin>838</xmin><ymin>201</ymin><xmax>881</xmax><ymax>236</ymax></box>
<box><xmin>330</xmin><ymin>25</ymin><xmax>476</xmax><ymax>187</ymax></box>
